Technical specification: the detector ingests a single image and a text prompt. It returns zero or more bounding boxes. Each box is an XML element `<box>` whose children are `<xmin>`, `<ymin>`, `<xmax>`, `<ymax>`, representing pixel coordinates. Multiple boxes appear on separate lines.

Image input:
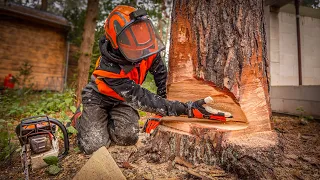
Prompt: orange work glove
<box><xmin>142</xmin><ymin>115</ymin><xmax>163</xmax><ymax>134</ymax></box>
<box><xmin>186</xmin><ymin>97</ymin><xmax>232</xmax><ymax>122</ymax></box>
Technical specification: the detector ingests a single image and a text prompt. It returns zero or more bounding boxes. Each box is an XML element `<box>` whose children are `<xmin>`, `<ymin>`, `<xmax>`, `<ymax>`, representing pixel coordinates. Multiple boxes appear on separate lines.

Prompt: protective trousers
<box><xmin>76</xmin><ymin>90</ymin><xmax>140</xmax><ymax>154</ymax></box>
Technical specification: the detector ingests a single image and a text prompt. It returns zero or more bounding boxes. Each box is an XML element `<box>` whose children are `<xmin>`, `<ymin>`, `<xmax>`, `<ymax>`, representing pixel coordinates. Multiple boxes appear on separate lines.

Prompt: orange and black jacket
<box><xmin>83</xmin><ymin>36</ymin><xmax>187</xmax><ymax>116</ymax></box>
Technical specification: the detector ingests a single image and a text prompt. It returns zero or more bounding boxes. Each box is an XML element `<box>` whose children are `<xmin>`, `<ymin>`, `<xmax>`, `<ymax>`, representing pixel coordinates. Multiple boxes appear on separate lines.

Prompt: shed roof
<box><xmin>0</xmin><ymin>2</ymin><xmax>70</xmax><ymax>31</ymax></box>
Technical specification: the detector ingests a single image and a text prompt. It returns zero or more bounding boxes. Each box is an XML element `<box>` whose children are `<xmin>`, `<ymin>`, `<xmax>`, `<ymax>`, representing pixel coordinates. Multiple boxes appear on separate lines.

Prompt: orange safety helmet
<box><xmin>104</xmin><ymin>5</ymin><xmax>165</xmax><ymax>63</ymax></box>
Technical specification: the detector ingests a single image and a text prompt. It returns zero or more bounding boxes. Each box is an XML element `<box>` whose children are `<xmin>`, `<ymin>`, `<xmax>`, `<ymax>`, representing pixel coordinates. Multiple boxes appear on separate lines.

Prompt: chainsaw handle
<box><xmin>21</xmin><ymin>115</ymin><xmax>49</xmax><ymax>122</ymax></box>
<box><xmin>49</xmin><ymin>118</ymin><xmax>69</xmax><ymax>158</ymax></box>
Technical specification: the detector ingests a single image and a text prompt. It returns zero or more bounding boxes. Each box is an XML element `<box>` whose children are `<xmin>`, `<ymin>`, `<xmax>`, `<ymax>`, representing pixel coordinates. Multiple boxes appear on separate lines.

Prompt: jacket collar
<box><xmin>99</xmin><ymin>36</ymin><xmax>143</xmax><ymax>74</ymax></box>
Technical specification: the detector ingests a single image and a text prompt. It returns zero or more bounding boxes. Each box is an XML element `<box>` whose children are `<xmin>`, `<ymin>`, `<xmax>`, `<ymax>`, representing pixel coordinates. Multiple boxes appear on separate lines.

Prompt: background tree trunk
<box><xmin>76</xmin><ymin>0</ymin><xmax>99</xmax><ymax>105</ymax></box>
<box><xmin>40</xmin><ymin>0</ymin><xmax>47</xmax><ymax>11</ymax></box>
<box><xmin>137</xmin><ymin>1</ymin><xmax>280</xmax><ymax>179</ymax></box>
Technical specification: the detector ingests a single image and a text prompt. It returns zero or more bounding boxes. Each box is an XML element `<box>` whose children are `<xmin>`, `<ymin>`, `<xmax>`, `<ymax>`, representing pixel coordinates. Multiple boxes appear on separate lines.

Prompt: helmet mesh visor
<box><xmin>117</xmin><ymin>20</ymin><xmax>165</xmax><ymax>62</ymax></box>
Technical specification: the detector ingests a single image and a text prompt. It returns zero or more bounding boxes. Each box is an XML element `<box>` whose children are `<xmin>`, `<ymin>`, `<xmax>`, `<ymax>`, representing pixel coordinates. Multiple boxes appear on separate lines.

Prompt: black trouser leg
<box><xmin>77</xmin><ymin>90</ymin><xmax>140</xmax><ymax>154</ymax></box>
<box><xmin>76</xmin><ymin>103</ymin><xmax>111</xmax><ymax>154</ymax></box>
<box><xmin>108</xmin><ymin>102</ymin><xmax>140</xmax><ymax>146</ymax></box>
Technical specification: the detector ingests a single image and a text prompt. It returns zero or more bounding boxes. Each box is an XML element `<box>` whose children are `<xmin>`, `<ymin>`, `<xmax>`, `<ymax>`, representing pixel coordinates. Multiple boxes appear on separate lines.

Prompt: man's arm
<box><xmin>102</xmin><ymin>77</ymin><xmax>187</xmax><ymax>116</ymax></box>
<box><xmin>148</xmin><ymin>54</ymin><xmax>167</xmax><ymax>98</ymax></box>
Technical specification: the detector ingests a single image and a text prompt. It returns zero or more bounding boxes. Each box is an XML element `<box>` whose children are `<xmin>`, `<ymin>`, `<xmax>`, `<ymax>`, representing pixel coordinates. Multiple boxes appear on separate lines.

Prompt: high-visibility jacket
<box><xmin>82</xmin><ymin>36</ymin><xmax>187</xmax><ymax>117</ymax></box>
<box><xmin>93</xmin><ymin>54</ymin><xmax>157</xmax><ymax>101</ymax></box>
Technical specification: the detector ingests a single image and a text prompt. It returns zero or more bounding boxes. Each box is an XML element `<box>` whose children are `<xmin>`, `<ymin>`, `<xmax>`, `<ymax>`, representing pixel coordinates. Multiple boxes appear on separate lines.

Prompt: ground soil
<box><xmin>0</xmin><ymin>114</ymin><xmax>319</xmax><ymax>180</ymax></box>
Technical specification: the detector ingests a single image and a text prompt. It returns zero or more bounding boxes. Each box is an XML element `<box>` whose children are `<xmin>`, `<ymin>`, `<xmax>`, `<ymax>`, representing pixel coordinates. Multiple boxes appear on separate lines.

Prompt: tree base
<box><xmin>132</xmin><ymin>125</ymin><xmax>279</xmax><ymax>179</ymax></box>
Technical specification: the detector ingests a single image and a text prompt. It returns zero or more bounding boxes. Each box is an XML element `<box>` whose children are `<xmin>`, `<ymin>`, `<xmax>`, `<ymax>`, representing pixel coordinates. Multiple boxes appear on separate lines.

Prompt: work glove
<box><xmin>142</xmin><ymin>115</ymin><xmax>162</xmax><ymax>134</ymax></box>
<box><xmin>186</xmin><ymin>97</ymin><xmax>232</xmax><ymax>122</ymax></box>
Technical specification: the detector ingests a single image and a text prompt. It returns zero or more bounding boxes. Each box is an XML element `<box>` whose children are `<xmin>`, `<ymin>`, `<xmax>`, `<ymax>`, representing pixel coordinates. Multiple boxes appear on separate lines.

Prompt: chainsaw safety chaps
<box><xmin>77</xmin><ymin>91</ymin><xmax>139</xmax><ymax>154</ymax></box>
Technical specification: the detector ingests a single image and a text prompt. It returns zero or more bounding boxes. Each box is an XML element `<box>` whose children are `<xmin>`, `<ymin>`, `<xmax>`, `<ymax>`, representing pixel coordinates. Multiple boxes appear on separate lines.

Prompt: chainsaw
<box><xmin>15</xmin><ymin>115</ymin><xmax>69</xmax><ymax>180</ymax></box>
<box><xmin>142</xmin><ymin>96</ymin><xmax>233</xmax><ymax>134</ymax></box>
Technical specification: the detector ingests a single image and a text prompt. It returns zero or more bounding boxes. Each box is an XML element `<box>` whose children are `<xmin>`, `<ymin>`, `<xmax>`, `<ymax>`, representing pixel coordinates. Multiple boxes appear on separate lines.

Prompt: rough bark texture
<box><xmin>76</xmin><ymin>0</ymin><xmax>99</xmax><ymax>105</ymax></box>
<box><xmin>134</xmin><ymin>125</ymin><xmax>279</xmax><ymax>179</ymax></box>
<box><xmin>142</xmin><ymin>0</ymin><xmax>279</xmax><ymax>179</ymax></box>
<box><xmin>168</xmin><ymin>0</ymin><xmax>271</xmax><ymax>133</ymax></box>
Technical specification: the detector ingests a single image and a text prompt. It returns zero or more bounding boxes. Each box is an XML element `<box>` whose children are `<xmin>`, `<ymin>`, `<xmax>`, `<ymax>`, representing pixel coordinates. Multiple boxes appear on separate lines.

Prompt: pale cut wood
<box><xmin>161</xmin><ymin>121</ymin><xmax>248</xmax><ymax>134</ymax></box>
<box><xmin>73</xmin><ymin>147</ymin><xmax>126</xmax><ymax>180</ymax></box>
<box><xmin>168</xmin><ymin>79</ymin><xmax>247</xmax><ymax>123</ymax></box>
<box><xmin>174</xmin><ymin>156</ymin><xmax>194</xmax><ymax>168</ymax></box>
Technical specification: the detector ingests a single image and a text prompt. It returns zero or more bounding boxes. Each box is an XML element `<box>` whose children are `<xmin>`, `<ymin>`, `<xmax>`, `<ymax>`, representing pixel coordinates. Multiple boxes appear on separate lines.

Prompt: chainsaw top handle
<box><xmin>17</xmin><ymin>115</ymin><xmax>70</xmax><ymax>158</ymax></box>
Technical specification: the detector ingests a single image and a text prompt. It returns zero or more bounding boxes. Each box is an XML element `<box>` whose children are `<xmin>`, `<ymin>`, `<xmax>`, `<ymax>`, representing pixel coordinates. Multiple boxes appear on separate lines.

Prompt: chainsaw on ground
<box><xmin>15</xmin><ymin>115</ymin><xmax>69</xmax><ymax>180</ymax></box>
<box><xmin>142</xmin><ymin>96</ymin><xmax>233</xmax><ymax>134</ymax></box>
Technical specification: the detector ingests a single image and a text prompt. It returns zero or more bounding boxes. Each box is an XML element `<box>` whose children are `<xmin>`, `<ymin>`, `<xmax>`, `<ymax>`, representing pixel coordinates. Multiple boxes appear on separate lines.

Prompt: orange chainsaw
<box><xmin>142</xmin><ymin>96</ymin><xmax>233</xmax><ymax>134</ymax></box>
<box><xmin>15</xmin><ymin>115</ymin><xmax>69</xmax><ymax>180</ymax></box>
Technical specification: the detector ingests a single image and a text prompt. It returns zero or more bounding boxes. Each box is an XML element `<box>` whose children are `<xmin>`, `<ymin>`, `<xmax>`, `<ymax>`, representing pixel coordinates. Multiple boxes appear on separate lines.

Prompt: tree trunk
<box><xmin>76</xmin><ymin>0</ymin><xmax>99</xmax><ymax>105</ymax></box>
<box><xmin>137</xmin><ymin>1</ymin><xmax>279</xmax><ymax>179</ymax></box>
<box><xmin>40</xmin><ymin>0</ymin><xmax>47</xmax><ymax>11</ymax></box>
<box><xmin>167</xmin><ymin>0</ymin><xmax>271</xmax><ymax>132</ymax></box>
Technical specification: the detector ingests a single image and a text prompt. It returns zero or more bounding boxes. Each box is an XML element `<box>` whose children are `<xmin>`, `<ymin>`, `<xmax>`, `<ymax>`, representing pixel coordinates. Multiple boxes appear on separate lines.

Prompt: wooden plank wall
<box><xmin>0</xmin><ymin>17</ymin><xmax>67</xmax><ymax>91</ymax></box>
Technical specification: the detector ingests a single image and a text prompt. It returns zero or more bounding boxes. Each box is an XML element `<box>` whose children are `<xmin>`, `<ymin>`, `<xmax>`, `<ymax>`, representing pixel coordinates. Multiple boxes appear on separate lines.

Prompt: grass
<box><xmin>0</xmin><ymin>72</ymin><xmax>157</xmax><ymax>163</ymax></box>
<box><xmin>0</xmin><ymin>88</ymin><xmax>77</xmax><ymax>163</ymax></box>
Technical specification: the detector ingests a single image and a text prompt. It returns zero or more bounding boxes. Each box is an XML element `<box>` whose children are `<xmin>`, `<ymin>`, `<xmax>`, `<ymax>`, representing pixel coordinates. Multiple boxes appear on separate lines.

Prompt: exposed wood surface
<box><xmin>73</xmin><ymin>147</ymin><xmax>126</xmax><ymax>180</ymax></box>
<box><xmin>161</xmin><ymin>120</ymin><xmax>248</xmax><ymax>133</ymax></box>
<box><xmin>166</xmin><ymin>0</ymin><xmax>271</xmax><ymax>133</ymax></box>
<box><xmin>168</xmin><ymin>79</ymin><xmax>248</xmax><ymax>123</ymax></box>
<box><xmin>165</xmin><ymin>78</ymin><xmax>249</xmax><ymax>133</ymax></box>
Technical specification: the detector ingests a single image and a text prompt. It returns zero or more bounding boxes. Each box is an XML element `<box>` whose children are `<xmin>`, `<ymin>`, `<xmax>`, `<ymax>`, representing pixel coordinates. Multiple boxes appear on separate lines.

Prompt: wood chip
<box><xmin>186</xmin><ymin>169</ymin><xmax>212</xmax><ymax>180</ymax></box>
<box><xmin>174</xmin><ymin>157</ymin><xmax>194</xmax><ymax>168</ymax></box>
<box><xmin>210</xmin><ymin>173</ymin><xmax>228</xmax><ymax>177</ymax></box>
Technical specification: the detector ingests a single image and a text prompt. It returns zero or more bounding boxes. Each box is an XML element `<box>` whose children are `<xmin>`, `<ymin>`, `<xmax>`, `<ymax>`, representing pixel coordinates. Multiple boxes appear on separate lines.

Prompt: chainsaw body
<box><xmin>15</xmin><ymin>115</ymin><xmax>69</xmax><ymax>178</ymax></box>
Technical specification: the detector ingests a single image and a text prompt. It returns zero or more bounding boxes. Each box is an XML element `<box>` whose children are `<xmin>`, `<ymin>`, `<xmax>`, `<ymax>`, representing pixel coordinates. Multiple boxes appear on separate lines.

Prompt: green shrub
<box><xmin>142</xmin><ymin>72</ymin><xmax>157</xmax><ymax>94</ymax></box>
<box><xmin>0</xmin><ymin>89</ymin><xmax>76</xmax><ymax>120</ymax></box>
<box><xmin>0</xmin><ymin>119</ymin><xmax>17</xmax><ymax>163</ymax></box>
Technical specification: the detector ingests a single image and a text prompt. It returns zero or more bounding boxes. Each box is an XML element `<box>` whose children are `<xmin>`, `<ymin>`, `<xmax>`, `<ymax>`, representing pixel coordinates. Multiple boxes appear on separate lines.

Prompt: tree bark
<box><xmin>76</xmin><ymin>0</ymin><xmax>99</xmax><ymax>105</ymax></box>
<box><xmin>40</xmin><ymin>0</ymin><xmax>47</xmax><ymax>11</ymax></box>
<box><xmin>138</xmin><ymin>1</ymin><xmax>279</xmax><ymax>179</ymax></box>
<box><xmin>167</xmin><ymin>0</ymin><xmax>271</xmax><ymax>133</ymax></box>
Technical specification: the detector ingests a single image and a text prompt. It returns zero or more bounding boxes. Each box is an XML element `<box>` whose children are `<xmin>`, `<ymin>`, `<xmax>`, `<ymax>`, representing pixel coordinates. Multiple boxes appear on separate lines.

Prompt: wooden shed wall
<box><xmin>0</xmin><ymin>16</ymin><xmax>67</xmax><ymax>91</ymax></box>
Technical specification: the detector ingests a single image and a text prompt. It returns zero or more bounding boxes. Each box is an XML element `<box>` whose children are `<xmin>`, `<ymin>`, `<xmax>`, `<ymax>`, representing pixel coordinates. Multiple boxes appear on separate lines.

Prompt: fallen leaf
<box><xmin>122</xmin><ymin>161</ymin><xmax>134</xmax><ymax>169</ymax></box>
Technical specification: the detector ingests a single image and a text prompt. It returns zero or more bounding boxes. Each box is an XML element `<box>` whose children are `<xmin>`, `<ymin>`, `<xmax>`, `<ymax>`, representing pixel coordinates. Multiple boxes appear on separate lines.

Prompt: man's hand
<box><xmin>186</xmin><ymin>97</ymin><xmax>232</xmax><ymax>122</ymax></box>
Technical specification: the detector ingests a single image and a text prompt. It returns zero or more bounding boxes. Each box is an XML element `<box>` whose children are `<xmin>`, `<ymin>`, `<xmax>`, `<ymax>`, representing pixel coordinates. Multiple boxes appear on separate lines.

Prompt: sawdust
<box><xmin>0</xmin><ymin>114</ymin><xmax>319</xmax><ymax>179</ymax></box>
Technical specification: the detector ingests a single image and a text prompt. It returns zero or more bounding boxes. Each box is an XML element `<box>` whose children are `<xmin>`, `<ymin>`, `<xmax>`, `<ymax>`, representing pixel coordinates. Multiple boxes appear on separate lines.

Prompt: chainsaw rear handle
<box><xmin>47</xmin><ymin>118</ymin><xmax>69</xmax><ymax>157</ymax></box>
<box><xmin>17</xmin><ymin>115</ymin><xmax>70</xmax><ymax>158</ymax></box>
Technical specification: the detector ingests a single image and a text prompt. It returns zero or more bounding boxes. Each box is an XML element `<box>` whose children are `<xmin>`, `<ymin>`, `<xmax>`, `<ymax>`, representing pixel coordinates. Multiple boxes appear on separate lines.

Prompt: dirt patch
<box><xmin>0</xmin><ymin>114</ymin><xmax>319</xmax><ymax>179</ymax></box>
<box><xmin>273</xmin><ymin>114</ymin><xmax>320</xmax><ymax>180</ymax></box>
<box><xmin>0</xmin><ymin>137</ymin><xmax>89</xmax><ymax>180</ymax></box>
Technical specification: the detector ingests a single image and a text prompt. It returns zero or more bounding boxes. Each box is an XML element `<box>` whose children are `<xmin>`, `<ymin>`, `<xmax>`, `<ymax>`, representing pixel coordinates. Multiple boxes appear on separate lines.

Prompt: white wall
<box><xmin>270</xmin><ymin>10</ymin><xmax>320</xmax><ymax>86</ymax></box>
<box><xmin>300</xmin><ymin>16</ymin><xmax>320</xmax><ymax>85</ymax></box>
